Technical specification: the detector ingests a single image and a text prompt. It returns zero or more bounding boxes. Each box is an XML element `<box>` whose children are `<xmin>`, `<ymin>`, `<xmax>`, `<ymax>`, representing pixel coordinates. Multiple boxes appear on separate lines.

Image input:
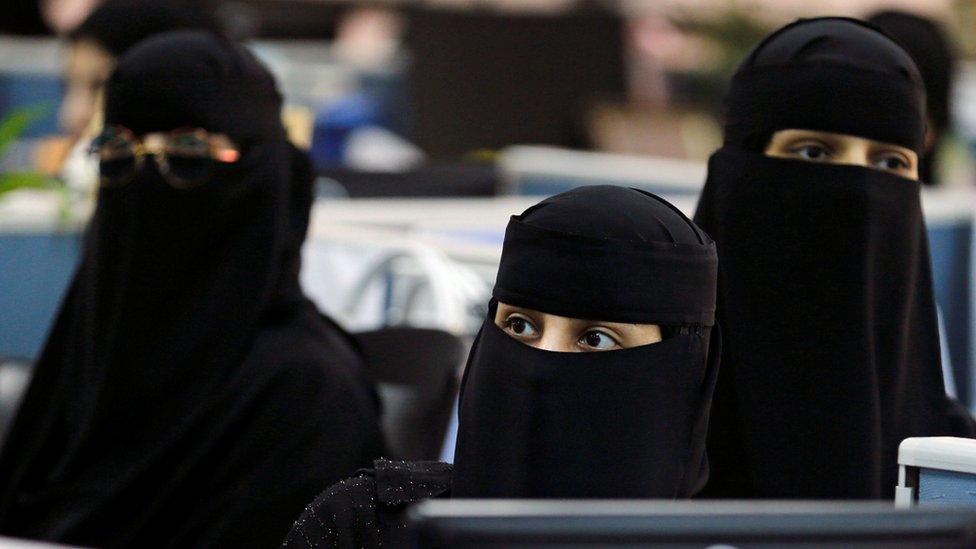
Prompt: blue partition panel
<box><xmin>918</xmin><ymin>467</ymin><xmax>976</xmax><ymax>506</ymax></box>
<box><xmin>928</xmin><ymin>222</ymin><xmax>974</xmax><ymax>406</ymax></box>
<box><xmin>0</xmin><ymin>233</ymin><xmax>81</xmax><ymax>359</ymax></box>
<box><xmin>0</xmin><ymin>74</ymin><xmax>64</xmax><ymax>137</ymax></box>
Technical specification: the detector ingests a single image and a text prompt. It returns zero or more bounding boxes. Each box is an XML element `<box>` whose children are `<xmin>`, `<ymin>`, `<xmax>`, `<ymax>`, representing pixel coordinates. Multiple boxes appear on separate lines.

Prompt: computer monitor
<box><xmin>409</xmin><ymin>500</ymin><xmax>976</xmax><ymax>548</ymax></box>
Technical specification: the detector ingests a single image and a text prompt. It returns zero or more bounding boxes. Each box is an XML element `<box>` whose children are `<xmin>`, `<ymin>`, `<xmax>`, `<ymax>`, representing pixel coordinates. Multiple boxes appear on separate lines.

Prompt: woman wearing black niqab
<box><xmin>0</xmin><ymin>31</ymin><xmax>384</xmax><ymax>547</ymax></box>
<box><xmin>282</xmin><ymin>185</ymin><xmax>720</xmax><ymax>548</ymax></box>
<box><xmin>695</xmin><ymin>17</ymin><xmax>976</xmax><ymax>500</ymax></box>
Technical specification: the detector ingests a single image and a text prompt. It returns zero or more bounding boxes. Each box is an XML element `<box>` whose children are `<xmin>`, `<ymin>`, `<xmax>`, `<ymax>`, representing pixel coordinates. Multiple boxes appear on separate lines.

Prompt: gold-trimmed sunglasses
<box><xmin>89</xmin><ymin>125</ymin><xmax>241</xmax><ymax>189</ymax></box>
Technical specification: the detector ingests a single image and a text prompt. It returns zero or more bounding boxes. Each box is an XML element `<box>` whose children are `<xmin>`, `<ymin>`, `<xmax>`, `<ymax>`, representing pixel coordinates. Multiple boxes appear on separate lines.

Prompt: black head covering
<box><xmin>68</xmin><ymin>0</ymin><xmax>217</xmax><ymax>57</ymax></box>
<box><xmin>0</xmin><ymin>31</ymin><xmax>383</xmax><ymax>547</ymax></box>
<box><xmin>695</xmin><ymin>17</ymin><xmax>976</xmax><ymax>500</ymax></box>
<box><xmin>724</xmin><ymin>17</ymin><xmax>926</xmax><ymax>154</ymax></box>
<box><xmin>452</xmin><ymin>185</ymin><xmax>720</xmax><ymax>499</ymax></box>
<box><xmin>869</xmin><ymin>10</ymin><xmax>955</xmax><ymax>183</ymax></box>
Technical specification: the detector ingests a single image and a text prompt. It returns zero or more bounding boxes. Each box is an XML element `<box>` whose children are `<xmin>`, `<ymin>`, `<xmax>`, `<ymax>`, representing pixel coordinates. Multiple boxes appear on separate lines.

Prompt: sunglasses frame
<box><xmin>92</xmin><ymin>125</ymin><xmax>240</xmax><ymax>189</ymax></box>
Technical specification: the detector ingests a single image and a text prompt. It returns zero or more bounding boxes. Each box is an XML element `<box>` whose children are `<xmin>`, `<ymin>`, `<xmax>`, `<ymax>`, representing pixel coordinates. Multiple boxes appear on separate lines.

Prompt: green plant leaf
<box><xmin>0</xmin><ymin>171</ymin><xmax>55</xmax><ymax>195</ymax></box>
<box><xmin>0</xmin><ymin>104</ymin><xmax>50</xmax><ymax>158</ymax></box>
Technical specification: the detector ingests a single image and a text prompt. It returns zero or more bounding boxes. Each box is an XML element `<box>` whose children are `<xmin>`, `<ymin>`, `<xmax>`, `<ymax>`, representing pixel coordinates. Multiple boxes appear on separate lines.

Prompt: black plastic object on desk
<box><xmin>316</xmin><ymin>163</ymin><xmax>499</xmax><ymax>198</ymax></box>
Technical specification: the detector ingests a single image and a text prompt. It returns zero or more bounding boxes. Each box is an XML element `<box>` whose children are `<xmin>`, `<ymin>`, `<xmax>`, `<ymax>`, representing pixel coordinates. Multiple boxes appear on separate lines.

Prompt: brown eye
<box><xmin>504</xmin><ymin>316</ymin><xmax>538</xmax><ymax>339</ymax></box>
<box><xmin>791</xmin><ymin>144</ymin><xmax>830</xmax><ymax>161</ymax></box>
<box><xmin>874</xmin><ymin>154</ymin><xmax>909</xmax><ymax>171</ymax></box>
<box><xmin>511</xmin><ymin>318</ymin><xmax>526</xmax><ymax>334</ymax></box>
<box><xmin>579</xmin><ymin>330</ymin><xmax>620</xmax><ymax>351</ymax></box>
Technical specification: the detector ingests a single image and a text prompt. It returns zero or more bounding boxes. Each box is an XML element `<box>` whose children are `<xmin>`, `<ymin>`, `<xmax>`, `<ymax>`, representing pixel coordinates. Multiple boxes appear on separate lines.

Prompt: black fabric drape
<box><xmin>281</xmin><ymin>459</ymin><xmax>454</xmax><ymax>549</ymax></box>
<box><xmin>695</xmin><ymin>18</ymin><xmax>976</xmax><ymax>500</ymax></box>
<box><xmin>0</xmin><ymin>0</ymin><xmax>47</xmax><ymax>35</ymax></box>
<box><xmin>453</xmin><ymin>314</ymin><xmax>720</xmax><ymax>499</ymax></box>
<box><xmin>0</xmin><ymin>31</ymin><xmax>383</xmax><ymax>547</ymax></box>
<box><xmin>697</xmin><ymin>148</ymin><xmax>975</xmax><ymax>499</ymax></box>
<box><xmin>723</xmin><ymin>17</ymin><xmax>925</xmax><ymax>155</ymax></box>
<box><xmin>452</xmin><ymin>185</ymin><xmax>720</xmax><ymax>499</ymax></box>
<box><xmin>868</xmin><ymin>11</ymin><xmax>955</xmax><ymax>185</ymax></box>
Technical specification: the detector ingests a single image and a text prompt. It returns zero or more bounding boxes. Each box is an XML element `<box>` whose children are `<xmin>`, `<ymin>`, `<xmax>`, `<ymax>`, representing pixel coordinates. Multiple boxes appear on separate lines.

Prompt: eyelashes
<box><xmin>783</xmin><ymin>140</ymin><xmax>913</xmax><ymax>174</ymax></box>
<box><xmin>501</xmin><ymin>315</ymin><xmax>622</xmax><ymax>351</ymax></box>
<box><xmin>579</xmin><ymin>329</ymin><xmax>621</xmax><ymax>350</ymax></box>
<box><xmin>503</xmin><ymin>315</ymin><xmax>538</xmax><ymax>338</ymax></box>
<box><xmin>874</xmin><ymin>153</ymin><xmax>910</xmax><ymax>171</ymax></box>
<box><xmin>788</xmin><ymin>140</ymin><xmax>831</xmax><ymax>161</ymax></box>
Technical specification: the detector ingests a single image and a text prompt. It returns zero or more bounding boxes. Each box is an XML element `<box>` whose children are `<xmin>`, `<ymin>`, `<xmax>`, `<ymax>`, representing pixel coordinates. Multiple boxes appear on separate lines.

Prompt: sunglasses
<box><xmin>89</xmin><ymin>125</ymin><xmax>241</xmax><ymax>189</ymax></box>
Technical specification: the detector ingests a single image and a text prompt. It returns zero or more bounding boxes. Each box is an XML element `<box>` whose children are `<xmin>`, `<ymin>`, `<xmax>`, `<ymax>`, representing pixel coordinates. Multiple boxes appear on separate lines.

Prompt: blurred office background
<box><xmin>1</xmin><ymin>0</ymin><xmax>975</xmax><ymax>459</ymax></box>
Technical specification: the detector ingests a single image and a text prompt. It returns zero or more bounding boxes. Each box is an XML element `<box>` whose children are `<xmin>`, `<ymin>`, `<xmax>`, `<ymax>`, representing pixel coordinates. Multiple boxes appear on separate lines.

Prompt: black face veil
<box><xmin>0</xmin><ymin>31</ymin><xmax>382</xmax><ymax>546</ymax></box>
<box><xmin>452</xmin><ymin>185</ymin><xmax>720</xmax><ymax>499</ymax></box>
<box><xmin>694</xmin><ymin>17</ymin><xmax>976</xmax><ymax>500</ymax></box>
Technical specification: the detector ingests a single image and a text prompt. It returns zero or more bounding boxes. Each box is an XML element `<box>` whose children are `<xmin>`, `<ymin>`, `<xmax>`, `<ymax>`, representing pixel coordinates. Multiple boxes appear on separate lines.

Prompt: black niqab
<box><xmin>0</xmin><ymin>31</ymin><xmax>383</xmax><ymax>547</ymax></box>
<box><xmin>695</xmin><ymin>17</ymin><xmax>976</xmax><ymax>500</ymax></box>
<box><xmin>452</xmin><ymin>185</ymin><xmax>720</xmax><ymax>499</ymax></box>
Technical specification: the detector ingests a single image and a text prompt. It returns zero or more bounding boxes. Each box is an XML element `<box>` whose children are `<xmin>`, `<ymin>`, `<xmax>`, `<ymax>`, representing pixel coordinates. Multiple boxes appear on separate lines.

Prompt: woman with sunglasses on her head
<box><xmin>282</xmin><ymin>185</ymin><xmax>721</xmax><ymax>548</ymax></box>
<box><xmin>0</xmin><ymin>31</ymin><xmax>384</xmax><ymax>547</ymax></box>
<box><xmin>694</xmin><ymin>17</ymin><xmax>976</xmax><ymax>501</ymax></box>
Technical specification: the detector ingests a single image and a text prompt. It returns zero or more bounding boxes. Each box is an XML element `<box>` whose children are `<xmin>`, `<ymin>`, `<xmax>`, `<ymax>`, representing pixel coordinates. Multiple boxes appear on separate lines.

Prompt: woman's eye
<box><xmin>504</xmin><ymin>316</ymin><xmax>538</xmax><ymax>338</ymax></box>
<box><xmin>874</xmin><ymin>154</ymin><xmax>909</xmax><ymax>171</ymax></box>
<box><xmin>579</xmin><ymin>330</ymin><xmax>620</xmax><ymax>351</ymax></box>
<box><xmin>790</xmin><ymin>144</ymin><xmax>830</xmax><ymax>161</ymax></box>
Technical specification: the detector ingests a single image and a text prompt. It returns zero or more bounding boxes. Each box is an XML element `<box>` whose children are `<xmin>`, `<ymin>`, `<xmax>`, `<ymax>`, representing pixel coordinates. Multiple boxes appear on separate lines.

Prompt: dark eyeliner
<box><xmin>788</xmin><ymin>139</ymin><xmax>832</xmax><ymax>157</ymax></box>
<box><xmin>579</xmin><ymin>328</ymin><xmax>621</xmax><ymax>348</ymax></box>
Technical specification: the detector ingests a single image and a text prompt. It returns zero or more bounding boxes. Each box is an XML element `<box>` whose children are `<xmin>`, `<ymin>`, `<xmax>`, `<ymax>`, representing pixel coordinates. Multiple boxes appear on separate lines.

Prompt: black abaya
<box><xmin>0</xmin><ymin>31</ymin><xmax>384</xmax><ymax>547</ymax></box>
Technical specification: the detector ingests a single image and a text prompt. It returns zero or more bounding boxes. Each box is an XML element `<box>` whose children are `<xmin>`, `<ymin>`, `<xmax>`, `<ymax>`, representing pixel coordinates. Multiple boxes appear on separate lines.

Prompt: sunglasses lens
<box><xmin>165</xmin><ymin>130</ymin><xmax>209</xmax><ymax>156</ymax></box>
<box><xmin>164</xmin><ymin>154</ymin><xmax>213</xmax><ymax>188</ymax></box>
<box><xmin>99</xmin><ymin>156</ymin><xmax>138</xmax><ymax>187</ymax></box>
<box><xmin>93</xmin><ymin>127</ymin><xmax>139</xmax><ymax>187</ymax></box>
<box><xmin>162</xmin><ymin>130</ymin><xmax>215</xmax><ymax>188</ymax></box>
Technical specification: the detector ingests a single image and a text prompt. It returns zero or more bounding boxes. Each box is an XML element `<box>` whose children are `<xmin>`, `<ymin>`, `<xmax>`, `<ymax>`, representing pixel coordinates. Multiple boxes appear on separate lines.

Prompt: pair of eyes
<box><xmin>502</xmin><ymin>315</ymin><xmax>621</xmax><ymax>351</ymax></box>
<box><xmin>787</xmin><ymin>140</ymin><xmax>911</xmax><ymax>173</ymax></box>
